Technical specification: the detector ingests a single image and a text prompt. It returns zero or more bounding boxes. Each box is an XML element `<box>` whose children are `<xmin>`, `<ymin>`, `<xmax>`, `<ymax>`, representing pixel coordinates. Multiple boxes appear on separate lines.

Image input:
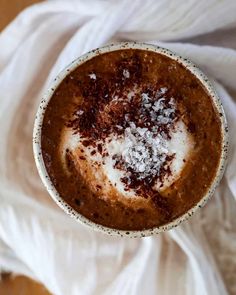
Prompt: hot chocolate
<box><xmin>41</xmin><ymin>47</ymin><xmax>223</xmax><ymax>231</ymax></box>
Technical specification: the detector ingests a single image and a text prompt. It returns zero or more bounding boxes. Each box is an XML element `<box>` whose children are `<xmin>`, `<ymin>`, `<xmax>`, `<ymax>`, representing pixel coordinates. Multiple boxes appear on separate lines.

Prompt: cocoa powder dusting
<box><xmin>66</xmin><ymin>54</ymin><xmax>180</xmax><ymax>202</ymax></box>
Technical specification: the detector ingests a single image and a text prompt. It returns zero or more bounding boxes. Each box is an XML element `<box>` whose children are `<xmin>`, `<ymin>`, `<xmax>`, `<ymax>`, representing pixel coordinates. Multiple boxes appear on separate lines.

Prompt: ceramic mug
<box><xmin>33</xmin><ymin>42</ymin><xmax>228</xmax><ymax>238</ymax></box>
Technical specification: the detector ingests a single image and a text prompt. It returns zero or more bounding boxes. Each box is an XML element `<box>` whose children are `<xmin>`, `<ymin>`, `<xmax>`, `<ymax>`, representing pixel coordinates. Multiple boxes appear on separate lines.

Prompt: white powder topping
<box><xmin>122</xmin><ymin>123</ymin><xmax>168</xmax><ymax>178</ymax></box>
<box><xmin>89</xmin><ymin>73</ymin><xmax>96</xmax><ymax>80</ymax></box>
<box><xmin>115</xmin><ymin>88</ymin><xmax>177</xmax><ymax>181</ymax></box>
<box><xmin>123</xmin><ymin>69</ymin><xmax>130</xmax><ymax>79</ymax></box>
<box><xmin>76</xmin><ymin>110</ymin><xmax>84</xmax><ymax>115</ymax></box>
<box><xmin>141</xmin><ymin>91</ymin><xmax>175</xmax><ymax>125</ymax></box>
<box><xmin>127</xmin><ymin>90</ymin><xmax>135</xmax><ymax>101</ymax></box>
<box><xmin>160</xmin><ymin>87</ymin><xmax>168</xmax><ymax>94</ymax></box>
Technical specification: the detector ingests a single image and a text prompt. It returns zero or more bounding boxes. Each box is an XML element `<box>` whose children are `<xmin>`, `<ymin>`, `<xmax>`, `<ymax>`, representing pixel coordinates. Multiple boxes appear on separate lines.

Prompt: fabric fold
<box><xmin>0</xmin><ymin>1</ymin><xmax>236</xmax><ymax>294</ymax></box>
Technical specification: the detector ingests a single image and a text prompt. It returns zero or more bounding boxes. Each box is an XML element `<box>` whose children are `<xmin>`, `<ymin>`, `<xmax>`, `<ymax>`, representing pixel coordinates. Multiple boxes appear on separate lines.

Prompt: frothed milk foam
<box><xmin>60</xmin><ymin>86</ymin><xmax>194</xmax><ymax>206</ymax></box>
<box><xmin>41</xmin><ymin>47</ymin><xmax>223</xmax><ymax>231</ymax></box>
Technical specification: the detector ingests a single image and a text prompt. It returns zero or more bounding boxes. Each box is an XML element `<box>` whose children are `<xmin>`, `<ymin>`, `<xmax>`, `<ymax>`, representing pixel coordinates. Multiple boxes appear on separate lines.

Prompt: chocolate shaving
<box><xmin>66</xmin><ymin>54</ymin><xmax>181</xmax><ymax>202</ymax></box>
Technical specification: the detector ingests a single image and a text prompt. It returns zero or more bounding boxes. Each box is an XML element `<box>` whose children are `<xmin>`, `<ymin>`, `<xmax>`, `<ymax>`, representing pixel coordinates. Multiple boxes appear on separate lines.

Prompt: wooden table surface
<box><xmin>1</xmin><ymin>2</ymin><xmax>236</xmax><ymax>295</ymax></box>
<box><xmin>0</xmin><ymin>273</ymin><xmax>51</xmax><ymax>295</ymax></box>
<box><xmin>0</xmin><ymin>0</ymin><xmax>41</xmax><ymax>31</ymax></box>
<box><xmin>0</xmin><ymin>1</ymin><xmax>52</xmax><ymax>294</ymax></box>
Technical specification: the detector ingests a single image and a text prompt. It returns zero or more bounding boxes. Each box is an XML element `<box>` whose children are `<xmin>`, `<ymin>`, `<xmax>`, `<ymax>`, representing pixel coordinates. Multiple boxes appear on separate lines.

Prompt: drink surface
<box><xmin>41</xmin><ymin>49</ymin><xmax>222</xmax><ymax>231</ymax></box>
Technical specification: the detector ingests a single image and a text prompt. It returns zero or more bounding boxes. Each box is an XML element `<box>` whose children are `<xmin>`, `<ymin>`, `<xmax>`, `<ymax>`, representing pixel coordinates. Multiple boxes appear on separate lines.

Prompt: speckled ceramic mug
<box><xmin>33</xmin><ymin>42</ymin><xmax>228</xmax><ymax>238</ymax></box>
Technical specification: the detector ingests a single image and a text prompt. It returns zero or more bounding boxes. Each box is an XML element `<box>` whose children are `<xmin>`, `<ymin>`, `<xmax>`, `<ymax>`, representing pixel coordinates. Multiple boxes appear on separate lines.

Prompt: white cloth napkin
<box><xmin>0</xmin><ymin>1</ymin><xmax>236</xmax><ymax>294</ymax></box>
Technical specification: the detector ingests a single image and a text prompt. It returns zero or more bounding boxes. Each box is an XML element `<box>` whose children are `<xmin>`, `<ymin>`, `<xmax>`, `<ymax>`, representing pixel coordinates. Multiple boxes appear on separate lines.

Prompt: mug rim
<box><xmin>33</xmin><ymin>41</ymin><xmax>228</xmax><ymax>238</ymax></box>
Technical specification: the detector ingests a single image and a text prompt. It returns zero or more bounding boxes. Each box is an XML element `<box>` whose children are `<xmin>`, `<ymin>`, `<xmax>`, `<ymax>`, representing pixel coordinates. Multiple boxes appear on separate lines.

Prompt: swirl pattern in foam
<box><xmin>41</xmin><ymin>48</ymin><xmax>223</xmax><ymax>230</ymax></box>
<box><xmin>60</xmin><ymin>84</ymin><xmax>194</xmax><ymax>206</ymax></box>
